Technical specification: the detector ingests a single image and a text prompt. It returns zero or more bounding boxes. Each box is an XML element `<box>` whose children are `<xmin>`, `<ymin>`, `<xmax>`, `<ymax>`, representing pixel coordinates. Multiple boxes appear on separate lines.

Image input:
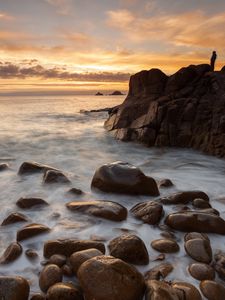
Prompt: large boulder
<box><xmin>18</xmin><ymin>161</ymin><xmax>58</xmax><ymax>175</ymax></box>
<box><xmin>130</xmin><ymin>201</ymin><xmax>163</xmax><ymax>224</ymax></box>
<box><xmin>91</xmin><ymin>161</ymin><xmax>159</xmax><ymax>196</ymax></box>
<box><xmin>0</xmin><ymin>276</ymin><xmax>30</xmax><ymax>300</ymax></box>
<box><xmin>66</xmin><ymin>200</ymin><xmax>127</xmax><ymax>221</ymax></box>
<box><xmin>43</xmin><ymin>170</ymin><xmax>71</xmax><ymax>184</ymax></box>
<box><xmin>39</xmin><ymin>264</ymin><xmax>63</xmax><ymax>293</ymax></box>
<box><xmin>77</xmin><ymin>255</ymin><xmax>145</xmax><ymax>300</ymax></box>
<box><xmin>185</xmin><ymin>238</ymin><xmax>212</xmax><ymax>263</ymax></box>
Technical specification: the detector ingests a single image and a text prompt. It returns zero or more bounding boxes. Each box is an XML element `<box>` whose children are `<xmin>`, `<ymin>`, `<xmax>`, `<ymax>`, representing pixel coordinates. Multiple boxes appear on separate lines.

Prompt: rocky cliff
<box><xmin>105</xmin><ymin>64</ymin><xmax>225</xmax><ymax>158</ymax></box>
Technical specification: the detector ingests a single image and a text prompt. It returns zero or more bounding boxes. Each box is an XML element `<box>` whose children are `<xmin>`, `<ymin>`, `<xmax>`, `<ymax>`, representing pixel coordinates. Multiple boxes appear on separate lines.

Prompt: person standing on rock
<box><xmin>210</xmin><ymin>51</ymin><xmax>217</xmax><ymax>71</ymax></box>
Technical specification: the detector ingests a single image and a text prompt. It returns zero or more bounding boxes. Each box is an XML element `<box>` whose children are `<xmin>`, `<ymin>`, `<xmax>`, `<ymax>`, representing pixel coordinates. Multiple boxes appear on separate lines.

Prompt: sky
<box><xmin>0</xmin><ymin>0</ymin><xmax>225</xmax><ymax>94</ymax></box>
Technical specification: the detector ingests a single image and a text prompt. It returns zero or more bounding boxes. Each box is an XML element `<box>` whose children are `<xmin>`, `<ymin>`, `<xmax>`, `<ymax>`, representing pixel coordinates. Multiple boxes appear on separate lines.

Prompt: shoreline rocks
<box><xmin>0</xmin><ymin>276</ymin><xmax>30</xmax><ymax>300</ymax></box>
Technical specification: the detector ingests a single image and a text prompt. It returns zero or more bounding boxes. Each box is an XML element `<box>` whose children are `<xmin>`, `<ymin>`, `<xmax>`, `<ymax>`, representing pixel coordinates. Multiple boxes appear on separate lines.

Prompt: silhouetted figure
<box><xmin>210</xmin><ymin>51</ymin><xmax>217</xmax><ymax>71</ymax></box>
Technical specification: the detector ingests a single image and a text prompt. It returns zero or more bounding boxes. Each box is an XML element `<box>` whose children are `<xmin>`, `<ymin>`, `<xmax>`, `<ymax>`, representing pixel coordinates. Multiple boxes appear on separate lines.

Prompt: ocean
<box><xmin>0</xmin><ymin>95</ymin><xmax>225</xmax><ymax>295</ymax></box>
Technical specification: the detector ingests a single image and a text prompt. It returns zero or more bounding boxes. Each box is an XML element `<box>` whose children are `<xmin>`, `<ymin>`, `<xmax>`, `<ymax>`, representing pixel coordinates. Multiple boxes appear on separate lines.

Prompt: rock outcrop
<box><xmin>105</xmin><ymin>64</ymin><xmax>225</xmax><ymax>157</ymax></box>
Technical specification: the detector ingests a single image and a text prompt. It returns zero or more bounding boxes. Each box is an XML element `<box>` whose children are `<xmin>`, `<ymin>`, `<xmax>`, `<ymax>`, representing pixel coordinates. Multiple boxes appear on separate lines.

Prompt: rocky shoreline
<box><xmin>0</xmin><ymin>161</ymin><xmax>225</xmax><ymax>299</ymax></box>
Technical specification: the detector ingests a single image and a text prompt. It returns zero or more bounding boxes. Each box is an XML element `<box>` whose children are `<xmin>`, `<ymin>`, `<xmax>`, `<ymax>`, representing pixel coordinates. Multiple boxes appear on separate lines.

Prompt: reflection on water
<box><xmin>0</xmin><ymin>95</ymin><xmax>225</xmax><ymax>296</ymax></box>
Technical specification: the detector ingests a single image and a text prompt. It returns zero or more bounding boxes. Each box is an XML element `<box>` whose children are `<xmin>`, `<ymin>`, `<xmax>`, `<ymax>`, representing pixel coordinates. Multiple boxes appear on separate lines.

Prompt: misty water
<box><xmin>0</xmin><ymin>95</ymin><xmax>225</xmax><ymax>297</ymax></box>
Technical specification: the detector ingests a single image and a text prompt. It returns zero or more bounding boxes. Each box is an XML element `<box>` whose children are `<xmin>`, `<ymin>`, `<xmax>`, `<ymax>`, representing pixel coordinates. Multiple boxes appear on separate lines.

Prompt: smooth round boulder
<box><xmin>192</xmin><ymin>198</ymin><xmax>211</xmax><ymax>209</ymax></box>
<box><xmin>46</xmin><ymin>282</ymin><xmax>83</xmax><ymax>300</ymax></box>
<box><xmin>108</xmin><ymin>234</ymin><xmax>149</xmax><ymax>265</ymax></box>
<box><xmin>214</xmin><ymin>252</ymin><xmax>225</xmax><ymax>279</ymax></box>
<box><xmin>17</xmin><ymin>223</ymin><xmax>50</xmax><ymax>241</ymax></box>
<box><xmin>200</xmin><ymin>280</ymin><xmax>225</xmax><ymax>300</ymax></box>
<box><xmin>91</xmin><ymin>161</ymin><xmax>159</xmax><ymax>196</ymax></box>
<box><xmin>172</xmin><ymin>282</ymin><xmax>202</xmax><ymax>300</ymax></box>
<box><xmin>1</xmin><ymin>212</ymin><xmax>28</xmax><ymax>226</ymax></box>
<box><xmin>185</xmin><ymin>238</ymin><xmax>212</xmax><ymax>263</ymax></box>
<box><xmin>66</xmin><ymin>200</ymin><xmax>127</xmax><ymax>222</ymax></box>
<box><xmin>77</xmin><ymin>255</ymin><xmax>145</xmax><ymax>300</ymax></box>
<box><xmin>151</xmin><ymin>239</ymin><xmax>180</xmax><ymax>253</ymax></box>
<box><xmin>25</xmin><ymin>249</ymin><xmax>38</xmax><ymax>260</ymax></box>
<box><xmin>0</xmin><ymin>242</ymin><xmax>22</xmax><ymax>264</ymax></box>
<box><xmin>49</xmin><ymin>254</ymin><xmax>66</xmax><ymax>267</ymax></box>
<box><xmin>145</xmin><ymin>280</ymin><xmax>180</xmax><ymax>300</ymax></box>
<box><xmin>61</xmin><ymin>264</ymin><xmax>73</xmax><ymax>277</ymax></box>
<box><xmin>188</xmin><ymin>263</ymin><xmax>215</xmax><ymax>281</ymax></box>
<box><xmin>160</xmin><ymin>191</ymin><xmax>209</xmax><ymax>205</ymax></box>
<box><xmin>67</xmin><ymin>188</ymin><xmax>83</xmax><ymax>195</ymax></box>
<box><xmin>130</xmin><ymin>201</ymin><xmax>163</xmax><ymax>225</ymax></box>
<box><xmin>145</xmin><ymin>263</ymin><xmax>173</xmax><ymax>280</ymax></box>
<box><xmin>16</xmin><ymin>197</ymin><xmax>48</xmax><ymax>209</ymax></box>
<box><xmin>30</xmin><ymin>294</ymin><xmax>45</xmax><ymax>300</ymax></box>
<box><xmin>43</xmin><ymin>170</ymin><xmax>70</xmax><ymax>184</ymax></box>
<box><xmin>70</xmin><ymin>248</ymin><xmax>103</xmax><ymax>274</ymax></box>
<box><xmin>184</xmin><ymin>232</ymin><xmax>209</xmax><ymax>242</ymax></box>
<box><xmin>39</xmin><ymin>264</ymin><xmax>63</xmax><ymax>293</ymax></box>
<box><xmin>158</xmin><ymin>179</ymin><xmax>174</xmax><ymax>188</ymax></box>
<box><xmin>0</xmin><ymin>276</ymin><xmax>30</xmax><ymax>300</ymax></box>
<box><xmin>0</xmin><ymin>163</ymin><xmax>9</xmax><ymax>171</ymax></box>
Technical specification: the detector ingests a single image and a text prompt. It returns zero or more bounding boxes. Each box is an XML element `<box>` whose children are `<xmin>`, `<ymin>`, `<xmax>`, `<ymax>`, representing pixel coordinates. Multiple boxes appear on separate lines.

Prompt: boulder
<box><xmin>145</xmin><ymin>280</ymin><xmax>180</xmax><ymax>300</ymax></box>
<box><xmin>172</xmin><ymin>282</ymin><xmax>202</xmax><ymax>300</ymax></box>
<box><xmin>214</xmin><ymin>252</ymin><xmax>225</xmax><ymax>280</ymax></box>
<box><xmin>30</xmin><ymin>294</ymin><xmax>45</xmax><ymax>300</ymax></box>
<box><xmin>158</xmin><ymin>179</ymin><xmax>174</xmax><ymax>188</ymax></box>
<box><xmin>66</xmin><ymin>200</ymin><xmax>127</xmax><ymax>222</ymax></box>
<box><xmin>151</xmin><ymin>239</ymin><xmax>180</xmax><ymax>253</ymax></box>
<box><xmin>16</xmin><ymin>197</ymin><xmax>49</xmax><ymax>209</ymax></box>
<box><xmin>91</xmin><ymin>161</ymin><xmax>159</xmax><ymax>196</ymax></box>
<box><xmin>18</xmin><ymin>161</ymin><xmax>58</xmax><ymax>175</ymax></box>
<box><xmin>43</xmin><ymin>239</ymin><xmax>105</xmax><ymax>258</ymax></box>
<box><xmin>39</xmin><ymin>264</ymin><xmax>63</xmax><ymax>292</ymax></box>
<box><xmin>25</xmin><ymin>249</ymin><xmax>38</xmax><ymax>260</ymax></box>
<box><xmin>108</xmin><ymin>234</ymin><xmax>149</xmax><ymax>265</ymax></box>
<box><xmin>67</xmin><ymin>188</ymin><xmax>84</xmax><ymax>195</ymax></box>
<box><xmin>188</xmin><ymin>263</ymin><xmax>215</xmax><ymax>281</ymax></box>
<box><xmin>0</xmin><ymin>276</ymin><xmax>30</xmax><ymax>300</ymax></box>
<box><xmin>17</xmin><ymin>223</ymin><xmax>50</xmax><ymax>241</ymax></box>
<box><xmin>43</xmin><ymin>170</ymin><xmax>70</xmax><ymax>184</ymax></box>
<box><xmin>145</xmin><ymin>263</ymin><xmax>173</xmax><ymax>280</ymax></box>
<box><xmin>0</xmin><ymin>163</ymin><xmax>9</xmax><ymax>171</ymax></box>
<box><xmin>160</xmin><ymin>191</ymin><xmax>209</xmax><ymax>205</ymax></box>
<box><xmin>70</xmin><ymin>248</ymin><xmax>103</xmax><ymax>274</ymax></box>
<box><xmin>130</xmin><ymin>201</ymin><xmax>163</xmax><ymax>225</ymax></box>
<box><xmin>184</xmin><ymin>232</ymin><xmax>209</xmax><ymax>242</ymax></box>
<box><xmin>0</xmin><ymin>242</ymin><xmax>22</xmax><ymax>264</ymax></box>
<box><xmin>1</xmin><ymin>212</ymin><xmax>28</xmax><ymax>226</ymax></box>
<box><xmin>192</xmin><ymin>198</ymin><xmax>211</xmax><ymax>209</ymax></box>
<box><xmin>165</xmin><ymin>211</ymin><xmax>225</xmax><ymax>234</ymax></box>
<box><xmin>184</xmin><ymin>238</ymin><xmax>212</xmax><ymax>263</ymax></box>
<box><xmin>200</xmin><ymin>280</ymin><xmax>225</xmax><ymax>300</ymax></box>
<box><xmin>77</xmin><ymin>255</ymin><xmax>145</xmax><ymax>300</ymax></box>
<box><xmin>46</xmin><ymin>283</ymin><xmax>83</xmax><ymax>300</ymax></box>
<box><xmin>49</xmin><ymin>254</ymin><xmax>66</xmax><ymax>267</ymax></box>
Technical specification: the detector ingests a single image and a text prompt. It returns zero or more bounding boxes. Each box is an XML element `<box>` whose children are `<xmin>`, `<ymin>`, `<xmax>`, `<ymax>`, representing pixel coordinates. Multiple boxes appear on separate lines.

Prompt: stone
<box><xmin>172</xmin><ymin>282</ymin><xmax>202</xmax><ymax>300</ymax></box>
<box><xmin>214</xmin><ymin>252</ymin><xmax>225</xmax><ymax>280</ymax></box>
<box><xmin>18</xmin><ymin>161</ymin><xmax>58</xmax><ymax>175</ymax></box>
<box><xmin>30</xmin><ymin>294</ymin><xmax>45</xmax><ymax>300</ymax></box>
<box><xmin>16</xmin><ymin>197</ymin><xmax>49</xmax><ymax>209</ymax></box>
<box><xmin>25</xmin><ymin>249</ymin><xmax>38</xmax><ymax>260</ymax></box>
<box><xmin>151</xmin><ymin>239</ymin><xmax>180</xmax><ymax>253</ymax></box>
<box><xmin>67</xmin><ymin>188</ymin><xmax>83</xmax><ymax>195</ymax></box>
<box><xmin>184</xmin><ymin>232</ymin><xmax>209</xmax><ymax>242</ymax></box>
<box><xmin>192</xmin><ymin>198</ymin><xmax>212</xmax><ymax>209</ymax></box>
<box><xmin>91</xmin><ymin>161</ymin><xmax>159</xmax><ymax>196</ymax></box>
<box><xmin>0</xmin><ymin>276</ymin><xmax>30</xmax><ymax>300</ymax></box>
<box><xmin>158</xmin><ymin>179</ymin><xmax>174</xmax><ymax>188</ymax></box>
<box><xmin>70</xmin><ymin>248</ymin><xmax>103</xmax><ymax>274</ymax></box>
<box><xmin>77</xmin><ymin>255</ymin><xmax>145</xmax><ymax>300</ymax></box>
<box><xmin>130</xmin><ymin>201</ymin><xmax>163</xmax><ymax>225</ymax></box>
<box><xmin>108</xmin><ymin>234</ymin><xmax>149</xmax><ymax>265</ymax></box>
<box><xmin>188</xmin><ymin>263</ymin><xmax>215</xmax><ymax>280</ymax></box>
<box><xmin>44</xmin><ymin>239</ymin><xmax>105</xmax><ymax>258</ymax></box>
<box><xmin>145</xmin><ymin>280</ymin><xmax>180</xmax><ymax>300</ymax></box>
<box><xmin>200</xmin><ymin>280</ymin><xmax>225</xmax><ymax>300</ymax></box>
<box><xmin>160</xmin><ymin>191</ymin><xmax>209</xmax><ymax>205</ymax></box>
<box><xmin>17</xmin><ymin>223</ymin><xmax>50</xmax><ymax>241</ymax></box>
<box><xmin>39</xmin><ymin>264</ymin><xmax>63</xmax><ymax>293</ymax></box>
<box><xmin>0</xmin><ymin>242</ymin><xmax>22</xmax><ymax>264</ymax></box>
<box><xmin>49</xmin><ymin>254</ymin><xmax>66</xmax><ymax>267</ymax></box>
<box><xmin>145</xmin><ymin>263</ymin><xmax>173</xmax><ymax>280</ymax></box>
<box><xmin>1</xmin><ymin>212</ymin><xmax>28</xmax><ymax>226</ymax></box>
<box><xmin>46</xmin><ymin>283</ymin><xmax>83</xmax><ymax>300</ymax></box>
<box><xmin>184</xmin><ymin>238</ymin><xmax>212</xmax><ymax>263</ymax></box>
<box><xmin>66</xmin><ymin>200</ymin><xmax>127</xmax><ymax>222</ymax></box>
<box><xmin>165</xmin><ymin>211</ymin><xmax>225</xmax><ymax>234</ymax></box>
<box><xmin>43</xmin><ymin>170</ymin><xmax>71</xmax><ymax>184</ymax></box>
<box><xmin>0</xmin><ymin>163</ymin><xmax>9</xmax><ymax>171</ymax></box>
<box><xmin>61</xmin><ymin>264</ymin><xmax>73</xmax><ymax>277</ymax></box>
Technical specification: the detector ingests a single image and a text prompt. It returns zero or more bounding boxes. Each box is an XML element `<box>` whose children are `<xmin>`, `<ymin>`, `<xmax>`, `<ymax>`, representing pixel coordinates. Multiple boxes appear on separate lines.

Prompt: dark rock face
<box><xmin>17</xmin><ymin>223</ymin><xmax>50</xmax><ymax>241</ymax></box>
<box><xmin>0</xmin><ymin>276</ymin><xmax>30</xmax><ymax>300</ymax></box>
<box><xmin>1</xmin><ymin>212</ymin><xmax>28</xmax><ymax>226</ymax></box>
<box><xmin>165</xmin><ymin>211</ymin><xmax>225</xmax><ymax>234</ymax></box>
<box><xmin>130</xmin><ymin>201</ymin><xmax>163</xmax><ymax>225</ymax></box>
<box><xmin>105</xmin><ymin>64</ymin><xmax>225</xmax><ymax>158</ymax></box>
<box><xmin>0</xmin><ymin>242</ymin><xmax>22</xmax><ymax>264</ymax></box>
<box><xmin>43</xmin><ymin>170</ymin><xmax>71</xmax><ymax>184</ymax></box>
<box><xmin>0</xmin><ymin>163</ymin><xmax>9</xmax><ymax>171</ymax></box>
<box><xmin>46</xmin><ymin>283</ymin><xmax>83</xmax><ymax>300</ymax></box>
<box><xmin>66</xmin><ymin>200</ymin><xmax>127</xmax><ymax>222</ymax></box>
<box><xmin>158</xmin><ymin>179</ymin><xmax>174</xmax><ymax>188</ymax></box>
<box><xmin>16</xmin><ymin>197</ymin><xmax>49</xmax><ymax>209</ymax></box>
<box><xmin>160</xmin><ymin>191</ymin><xmax>209</xmax><ymax>205</ymax></box>
<box><xmin>77</xmin><ymin>255</ymin><xmax>145</xmax><ymax>300</ymax></box>
<box><xmin>43</xmin><ymin>239</ymin><xmax>105</xmax><ymax>258</ymax></box>
<box><xmin>18</xmin><ymin>161</ymin><xmax>58</xmax><ymax>175</ymax></box>
<box><xmin>108</xmin><ymin>234</ymin><xmax>149</xmax><ymax>265</ymax></box>
<box><xmin>91</xmin><ymin>161</ymin><xmax>159</xmax><ymax>196</ymax></box>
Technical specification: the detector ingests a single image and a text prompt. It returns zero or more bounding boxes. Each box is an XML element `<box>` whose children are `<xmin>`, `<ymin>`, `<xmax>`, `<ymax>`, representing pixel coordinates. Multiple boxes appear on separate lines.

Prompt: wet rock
<box><xmin>198</xmin><ymin>208</ymin><xmax>220</xmax><ymax>215</ymax></box>
<box><xmin>46</xmin><ymin>282</ymin><xmax>83</xmax><ymax>300</ymax></box>
<box><xmin>130</xmin><ymin>201</ymin><xmax>163</xmax><ymax>225</ymax></box>
<box><xmin>184</xmin><ymin>238</ymin><xmax>212</xmax><ymax>263</ymax></box>
<box><xmin>1</xmin><ymin>212</ymin><xmax>28</xmax><ymax>226</ymax></box>
<box><xmin>44</xmin><ymin>239</ymin><xmax>105</xmax><ymax>258</ymax></box>
<box><xmin>108</xmin><ymin>234</ymin><xmax>149</xmax><ymax>265</ymax></box>
<box><xmin>154</xmin><ymin>253</ymin><xmax>165</xmax><ymax>261</ymax></box>
<box><xmin>172</xmin><ymin>282</ymin><xmax>202</xmax><ymax>300</ymax></box>
<box><xmin>17</xmin><ymin>223</ymin><xmax>50</xmax><ymax>241</ymax></box>
<box><xmin>200</xmin><ymin>280</ymin><xmax>225</xmax><ymax>300</ymax></box>
<box><xmin>0</xmin><ymin>242</ymin><xmax>22</xmax><ymax>264</ymax></box>
<box><xmin>77</xmin><ymin>255</ymin><xmax>145</xmax><ymax>300</ymax></box>
<box><xmin>16</xmin><ymin>197</ymin><xmax>49</xmax><ymax>209</ymax></box>
<box><xmin>49</xmin><ymin>254</ymin><xmax>66</xmax><ymax>267</ymax></box>
<box><xmin>145</xmin><ymin>263</ymin><xmax>173</xmax><ymax>280</ymax></box>
<box><xmin>70</xmin><ymin>248</ymin><xmax>103</xmax><ymax>274</ymax></box>
<box><xmin>184</xmin><ymin>232</ymin><xmax>209</xmax><ymax>242</ymax></box>
<box><xmin>39</xmin><ymin>264</ymin><xmax>63</xmax><ymax>293</ymax></box>
<box><xmin>158</xmin><ymin>179</ymin><xmax>174</xmax><ymax>188</ymax></box>
<box><xmin>160</xmin><ymin>231</ymin><xmax>176</xmax><ymax>239</ymax></box>
<box><xmin>145</xmin><ymin>280</ymin><xmax>179</xmax><ymax>300</ymax></box>
<box><xmin>188</xmin><ymin>263</ymin><xmax>215</xmax><ymax>280</ymax></box>
<box><xmin>61</xmin><ymin>264</ymin><xmax>73</xmax><ymax>277</ymax></box>
<box><xmin>18</xmin><ymin>161</ymin><xmax>58</xmax><ymax>175</ymax></box>
<box><xmin>0</xmin><ymin>163</ymin><xmax>9</xmax><ymax>171</ymax></box>
<box><xmin>214</xmin><ymin>252</ymin><xmax>225</xmax><ymax>280</ymax></box>
<box><xmin>160</xmin><ymin>191</ymin><xmax>209</xmax><ymax>204</ymax></box>
<box><xmin>0</xmin><ymin>276</ymin><xmax>30</xmax><ymax>300</ymax></box>
<box><xmin>165</xmin><ymin>211</ymin><xmax>225</xmax><ymax>234</ymax></box>
<box><xmin>25</xmin><ymin>249</ymin><xmax>38</xmax><ymax>260</ymax></box>
<box><xmin>67</xmin><ymin>187</ymin><xmax>84</xmax><ymax>195</ymax></box>
<box><xmin>66</xmin><ymin>200</ymin><xmax>127</xmax><ymax>222</ymax></box>
<box><xmin>192</xmin><ymin>198</ymin><xmax>212</xmax><ymax>209</ymax></box>
<box><xmin>151</xmin><ymin>238</ymin><xmax>180</xmax><ymax>253</ymax></box>
<box><xmin>30</xmin><ymin>294</ymin><xmax>45</xmax><ymax>300</ymax></box>
<box><xmin>43</xmin><ymin>170</ymin><xmax>71</xmax><ymax>184</ymax></box>
<box><xmin>91</xmin><ymin>161</ymin><xmax>159</xmax><ymax>196</ymax></box>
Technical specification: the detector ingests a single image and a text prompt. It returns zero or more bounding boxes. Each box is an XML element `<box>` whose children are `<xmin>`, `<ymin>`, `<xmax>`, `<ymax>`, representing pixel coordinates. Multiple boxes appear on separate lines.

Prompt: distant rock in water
<box><xmin>110</xmin><ymin>90</ymin><xmax>124</xmax><ymax>95</ymax></box>
<box><xmin>95</xmin><ymin>92</ymin><xmax>104</xmax><ymax>96</ymax></box>
<box><xmin>105</xmin><ymin>64</ymin><xmax>225</xmax><ymax>158</ymax></box>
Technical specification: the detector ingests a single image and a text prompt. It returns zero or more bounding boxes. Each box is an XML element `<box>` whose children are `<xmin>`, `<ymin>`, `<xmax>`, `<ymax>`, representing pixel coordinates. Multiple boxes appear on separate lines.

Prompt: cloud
<box><xmin>0</xmin><ymin>11</ymin><xmax>14</xmax><ymax>21</ymax></box>
<box><xmin>45</xmin><ymin>0</ymin><xmax>72</xmax><ymax>15</ymax></box>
